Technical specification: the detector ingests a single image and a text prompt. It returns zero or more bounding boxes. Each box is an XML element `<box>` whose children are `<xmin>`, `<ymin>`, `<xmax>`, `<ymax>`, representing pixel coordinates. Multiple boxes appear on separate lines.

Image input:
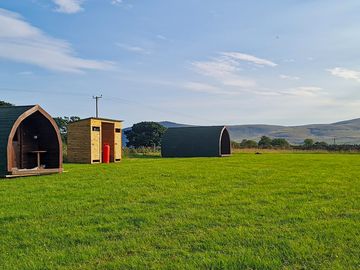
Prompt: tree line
<box><xmin>232</xmin><ymin>136</ymin><xmax>291</xmax><ymax>149</ymax></box>
<box><xmin>232</xmin><ymin>136</ymin><xmax>360</xmax><ymax>151</ymax></box>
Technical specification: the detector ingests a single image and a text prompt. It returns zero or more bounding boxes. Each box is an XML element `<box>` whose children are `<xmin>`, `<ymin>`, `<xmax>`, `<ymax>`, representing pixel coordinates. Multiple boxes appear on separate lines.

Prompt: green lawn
<box><xmin>0</xmin><ymin>153</ymin><xmax>359</xmax><ymax>269</ymax></box>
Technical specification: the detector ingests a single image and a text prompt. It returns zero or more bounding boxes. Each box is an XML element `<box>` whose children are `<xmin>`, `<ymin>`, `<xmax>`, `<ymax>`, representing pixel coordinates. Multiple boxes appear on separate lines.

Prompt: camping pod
<box><xmin>161</xmin><ymin>126</ymin><xmax>231</xmax><ymax>157</ymax></box>
<box><xmin>0</xmin><ymin>105</ymin><xmax>63</xmax><ymax>177</ymax></box>
<box><xmin>67</xmin><ymin>118</ymin><xmax>123</xmax><ymax>164</ymax></box>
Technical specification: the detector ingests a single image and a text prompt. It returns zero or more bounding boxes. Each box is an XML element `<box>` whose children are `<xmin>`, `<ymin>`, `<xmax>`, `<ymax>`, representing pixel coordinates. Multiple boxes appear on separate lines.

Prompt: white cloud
<box><xmin>221</xmin><ymin>78</ymin><xmax>256</xmax><ymax>88</ymax></box>
<box><xmin>156</xmin><ymin>35</ymin><xmax>167</xmax><ymax>40</ymax></box>
<box><xmin>281</xmin><ymin>86</ymin><xmax>324</xmax><ymax>97</ymax></box>
<box><xmin>111</xmin><ymin>0</ymin><xmax>133</xmax><ymax>8</ymax></box>
<box><xmin>192</xmin><ymin>57</ymin><xmax>256</xmax><ymax>88</ymax></box>
<box><xmin>53</xmin><ymin>0</ymin><xmax>83</xmax><ymax>14</ymax></box>
<box><xmin>183</xmin><ymin>82</ymin><xmax>221</xmax><ymax>93</ymax></box>
<box><xmin>192</xmin><ymin>58</ymin><xmax>239</xmax><ymax>78</ymax></box>
<box><xmin>280</xmin><ymin>74</ymin><xmax>300</xmax><ymax>80</ymax></box>
<box><xmin>116</xmin><ymin>43</ymin><xmax>150</xmax><ymax>54</ymax></box>
<box><xmin>111</xmin><ymin>0</ymin><xmax>123</xmax><ymax>4</ymax></box>
<box><xmin>188</xmin><ymin>52</ymin><xmax>326</xmax><ymax>100</ymax></box>
<box><xmin>283</xmin><ymin>58</ymin><xmax>295</xmax><ymax>63</ymax></box>
<box><xmin>18</xmin><ymin>71</ymin><xmax>33</xmax><ymax>76</ymax></box>
<box><xmin>182</xmin><ymin>79</ymin><xmax>326</xmax><ymax>98</ymax></box>
<box><xmin>0</xmin><ymin>9</ymin><xmax>113</xmax><ymax>73</ymax></box>
<box><xmin>221</xmin><ymin>52</ymin><xmax>277</xmax><ymax>67</ymax></box>
<box><xmin>191</xmin><ymin>52</ymin><xmax>275</xmax><ymax>89</ymax></box>
<box><xmin>328</xmin><ymin>67</ymin><xmax>360</xmax><ymax>82</ymax></box>
<box><xmin>183</xmin><ymin>81</ymin><xmax>261</xmax><ymax>96</ymax></box>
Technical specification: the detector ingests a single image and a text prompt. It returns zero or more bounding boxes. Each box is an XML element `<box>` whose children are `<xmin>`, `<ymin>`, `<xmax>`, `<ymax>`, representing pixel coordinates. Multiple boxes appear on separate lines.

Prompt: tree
<box><xmin>314</xmin><ymin>141</ymin><xmax>328</xmax><ymax>149</ymax></box>
<box><xmin>258</xmin><ymin>136</ymin><xmax>272</xmax><ymax>148</ymax></box>
<box><xmin>53</xmin><ymin>116</ymin><xmax>81</xmax><ymax>142</ymax></box>
<box><xmin>125</xmin><ymin>122</ymin><xmax>167</xmax><ymax>148</ymax></box>
<box><xmin>0</xmin><ymin>101</ymin><xmax>14</xmax><ymax>107</ymax></box>
<box><xmin>303</xmin><ymin>138</ymin><xmax>314</xmax><ymax>148</ymax></box>
<box><xmin>231</xmin><ymin>140</ymin><xmax>241</xmax><ymax>149</ymax></box>
<box><xmin>271</xmin><ymin>138</ymin><xmax>290</xmax><ymax>149</ymax></box>
<box><xmin>240</xmin><ymin>139</ymin><xmax>258</xmax><ymax>148</ymax></box>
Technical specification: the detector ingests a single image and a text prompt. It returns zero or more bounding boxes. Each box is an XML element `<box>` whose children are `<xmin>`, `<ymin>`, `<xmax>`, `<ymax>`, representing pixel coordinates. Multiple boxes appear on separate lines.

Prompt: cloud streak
<box><xmin>328</xmin><ymin>67</ymin><xmax>360</xmax><ymax>82</ymax></box>
<box><xmin>116</xmin><ymin>43</ymin><xmax>150</xmax><ymax>54</ymax></box>
<box><xmin>52</xmin><ymin>0</ymin><xmax>83</xmax><ymax>14</ymax></box>
<box><xmin>280</xmin><ymin>74</ymin><xmax>300</xmax><ymax>80</ymax></box>
<box><xmin>191</xmin><ymin>52</ymin><xmax>276</xmax><ymax>90</ymax></box>
<box><xmin>188</xmin><ymin>52</ymin><xmax>328</xmax><ymax>100</ymax></box>
<box><xmin>111</xmin><ymin>0</ymin><xmax>123</xmax><ymax>4</ymax></box>
<box><xmin>0</xmin><ymin>9</ymin><xmax>113</xmax><ymax>73</ymax></box>
<box><xmin>183</xmin><ymin>82</ymin><xmax>222</xmax><ymax>94</ymax></box>
<box><xmin>111</xmin><ymin>0</ymin><xmax>133</xmax><ymax>9</ymax></box>
<box><xmin>221</xmin><ymin>52</ymin><xmax>277</xmax><ymax>67</ymax></box>
<box><xmin>281</xmin><ymin>86</ymin><xmax>324</xmax><ymax>97</ymax></box>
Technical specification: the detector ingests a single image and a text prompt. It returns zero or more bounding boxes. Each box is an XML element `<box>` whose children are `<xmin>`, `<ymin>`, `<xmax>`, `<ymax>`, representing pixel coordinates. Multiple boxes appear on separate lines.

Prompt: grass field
<box><xmin>0</xmin><ymin>153</ymin><xmax>359</xmax><ymax>269</ymax></box>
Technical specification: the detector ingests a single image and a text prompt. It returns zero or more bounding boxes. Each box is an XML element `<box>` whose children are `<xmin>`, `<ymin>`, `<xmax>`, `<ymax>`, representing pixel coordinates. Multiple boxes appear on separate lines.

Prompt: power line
<box><xmin>102</xmin><ymin>95</ymin><xmax>214</xmax><ymax>123</ymax></box>
<box><xmin>0</xmin><ymin>87</ymin><xmax>216</xmax><ymax>124</ymax></box>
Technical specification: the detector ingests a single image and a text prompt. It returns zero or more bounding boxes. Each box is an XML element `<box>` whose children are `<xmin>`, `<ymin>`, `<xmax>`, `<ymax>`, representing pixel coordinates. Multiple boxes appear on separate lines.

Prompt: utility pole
<box><xmin>92</xmin><ymin>95</ymin><xmax>102</xmax><ymax>118</ymax></box>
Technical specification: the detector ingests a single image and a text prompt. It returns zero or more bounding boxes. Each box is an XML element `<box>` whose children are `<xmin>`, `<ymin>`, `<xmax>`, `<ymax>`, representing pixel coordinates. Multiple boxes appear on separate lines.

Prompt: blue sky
<box><xmin>1</xmin><ymin>1</ymin><xmax>360</xmax><ymax>127</ymax></box>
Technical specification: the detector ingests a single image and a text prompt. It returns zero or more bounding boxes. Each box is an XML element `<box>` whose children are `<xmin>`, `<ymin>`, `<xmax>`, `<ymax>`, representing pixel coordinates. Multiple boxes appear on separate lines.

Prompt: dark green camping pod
<box><xmin>161</xmin><ymin>126</ymin><xmax>231</xmax><ymax>157</ymax></box>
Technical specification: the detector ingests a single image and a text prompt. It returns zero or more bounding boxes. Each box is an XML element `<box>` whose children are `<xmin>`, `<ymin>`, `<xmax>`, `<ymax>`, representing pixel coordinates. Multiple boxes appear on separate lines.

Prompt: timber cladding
<box><xmin>68</xmin><ymin>119</ymin><xmax>92</xmax><ymax>163</ymax></box>
<box><xmin>67</xmin><ymin>118</ymin><xmax>122</xmax><ymax>164</ymax></box>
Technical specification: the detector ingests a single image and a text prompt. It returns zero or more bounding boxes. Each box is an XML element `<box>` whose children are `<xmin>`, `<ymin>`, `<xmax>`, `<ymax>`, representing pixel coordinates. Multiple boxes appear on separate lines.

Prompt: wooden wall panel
<box><xmin>90</xmin><ymin>119</ymin><xmax>101</xmax><ymax>163</ymax></box>
<box><xmin>68</xmin><ymin>120</ymin><xmax>91</xmax><ymax>163</ymax></box>
<box><xmin>114</xmin><ymin>122</ymin><xmax>122</xmax><ymax>161</ymax></box>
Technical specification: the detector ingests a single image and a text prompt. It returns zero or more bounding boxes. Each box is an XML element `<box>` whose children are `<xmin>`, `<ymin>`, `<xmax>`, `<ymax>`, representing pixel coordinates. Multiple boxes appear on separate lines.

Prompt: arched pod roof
<box><xmin>161</xmin><ymin>126</ymin><xmax>231</xmax><ymax>157</ymax></box>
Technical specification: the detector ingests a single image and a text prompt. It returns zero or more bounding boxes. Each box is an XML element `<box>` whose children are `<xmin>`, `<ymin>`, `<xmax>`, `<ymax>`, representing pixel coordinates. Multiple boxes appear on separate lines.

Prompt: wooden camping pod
<box><xmin>0</xmin><ymin>105</ymin><xmax>63</xmax><ymax>177</ymax></box>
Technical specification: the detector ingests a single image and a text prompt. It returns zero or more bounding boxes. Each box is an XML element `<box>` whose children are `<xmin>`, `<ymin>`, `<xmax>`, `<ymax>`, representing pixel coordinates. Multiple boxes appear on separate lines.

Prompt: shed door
<box><xmin>91</xmin><ymin>126</ymin><xmax>101</xmax><ymax>162</ymax></box>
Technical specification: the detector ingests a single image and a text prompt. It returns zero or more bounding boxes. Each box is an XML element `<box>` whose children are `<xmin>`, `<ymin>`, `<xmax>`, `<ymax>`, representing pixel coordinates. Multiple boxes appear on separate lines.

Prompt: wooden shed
<box><xmin>67</xmin><ymin>118</ymin><xmax>123</xmax><ymax>164</ymax></box>
<box><xmin>0</xmin><ymin>105</ymin><xmax>63</xmax><ymax>177</ymax></box>
<box><xmin>161</xmin><ymin>126</ymin><xmax>231</xmax><ymax>158</ymax></box>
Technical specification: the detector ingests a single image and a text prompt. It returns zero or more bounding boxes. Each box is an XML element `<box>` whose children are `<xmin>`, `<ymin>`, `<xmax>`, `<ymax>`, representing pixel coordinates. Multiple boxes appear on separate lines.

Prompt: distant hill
<box><xmin>226</xmin><ymin>118</ymin><xmax>360</xmax><ymax>144</ymax></box>
<box><xmin>123</xmin><ymin>118</ymin><xmax>360</xmax><ymax>146</ymax></box>
<box><xmin>157</xmin><ymin>119</ymin><xmax>360</xmax><ymax>145</ymax></box>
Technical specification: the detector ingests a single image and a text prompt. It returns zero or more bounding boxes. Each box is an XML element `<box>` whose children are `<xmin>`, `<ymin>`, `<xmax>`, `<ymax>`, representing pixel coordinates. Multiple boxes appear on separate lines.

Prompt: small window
<box><xmin>115</xmin><ymin>159</ymin><xmax>121</xmax><ymax>161</ymax></box>
<box><xmin>92</xmin><ymin>159</ymin><xmax>100</xmax><ymax>163</ymax></box>
<box><xmin>115</xmin><ymin>128</ymin><xmax>121</xmax><ymax>133</ymax></box>
<box><xmin>92</xmin><ymin>126</ymin><xmax>100</xmax><ymax>132</ymax></box>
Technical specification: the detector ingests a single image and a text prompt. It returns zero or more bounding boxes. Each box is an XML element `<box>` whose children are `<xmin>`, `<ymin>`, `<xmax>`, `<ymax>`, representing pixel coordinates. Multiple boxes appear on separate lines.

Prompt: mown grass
<box><xmin>0</xmin><ymin>153</ymin><xmax>359</xmax><ymax>269</ymax></box>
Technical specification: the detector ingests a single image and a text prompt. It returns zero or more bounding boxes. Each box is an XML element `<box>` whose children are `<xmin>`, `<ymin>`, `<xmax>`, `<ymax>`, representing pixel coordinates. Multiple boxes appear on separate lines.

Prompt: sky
<box><xmin>1</xmin><ymin>1</ymin><xmax>360</xmax><ymax>127</ymax></box>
